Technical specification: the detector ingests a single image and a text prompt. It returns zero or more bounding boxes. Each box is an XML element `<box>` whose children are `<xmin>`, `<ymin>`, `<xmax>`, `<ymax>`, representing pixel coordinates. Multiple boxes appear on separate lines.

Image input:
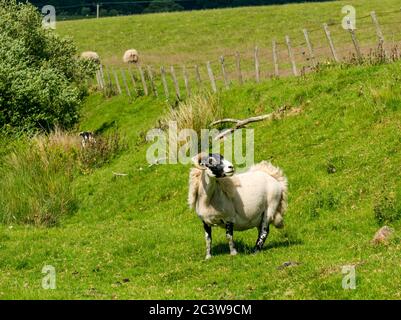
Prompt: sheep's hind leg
<box><xmin>203</xmin><ymin>222</ymin><xmax>212</xmax><ymax>260</ymax></box>
<box><xmin>254</xmin><ymin>213</ymin><xmax>271</xmax><ymax>253</ymax></box>
<box><xmin>226</xmin><ymin>222</ymin><xmax>238</xmax><ymax>256</ymax></box>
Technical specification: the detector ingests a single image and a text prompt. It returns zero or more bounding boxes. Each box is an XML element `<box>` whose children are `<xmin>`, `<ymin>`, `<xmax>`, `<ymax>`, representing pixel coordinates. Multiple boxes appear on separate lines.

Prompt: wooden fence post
<box><xmin>272</xmin><ymin>40</ymin><xmax>279</xmax><ymax>77</ymax></box>
<box><xmin>285</xmin><ymin>35</ymin><xmax>298</xmax><ymax>76</ymax></box>
<box><xmin>346</xmin><ymin>18</ymin><xmax>362</xmax><ymax>61</ymax></box>
<box><xmin>160</xmin><ymin>66</ymin><xmax>169</xmax><ymax>99</ymax></box>
<box><xmin>113</xmin><ymin>69</ymin><xmax>122</xmax><ymax>95</ymax></box>
<box><xmin>235</xmin><ymin>51</ymin><xmax>243</xmax><ymax>84</ymax></box>
<box><xmin>105</xmin><ymin>67</ymin><xmax>113</xmax><ymax>91</ymax></box>
<box><xmin>323</xmin><ymin>23</ymin><xmax>339</xmax><ymax>62</ymax></box>
<box><xmin>302</xmin><ymin>28</ymin><xmax>316</xmax><ymax>67</ymax></box>
<box><xmin>220</xmin><ymin>56</ymin><xmax>229</xmax><ymax>89</ymax></box>
<box><xmin>128</xmin><ymin>67</ymin><xmax>138</xmax><ymax>95</ymax></box>
<box><xmin>206</xmin><ymin>61</ymin><xmax>217</xmax><ymax>93</ymax></box>
<box><xmin>170</xmin><ymin>66</ymin><xmax>181</xmax><ymax>100</ymax></box>
<box><xmin>147</xmin><ymin>65</ymin><xmax>157</xmax><ymax>97</ymax></box>
<box><xmin>138</xmin><ymin>65</ymin><xmax>148</xmax><ymax>96</ymax></box>
<box><xmin>99</xmin><ymin>64</ymin><xmax>105</xmax><ymax>89</ymax></box>
<box><xmin>370</xmin><ymin>11</ymin><xmax>385</xmax><ymax>45</ymax></box>
<box><xmin>96</xmin><ymin>71</ymin><xmax>102</xmax><ymax>89</ymax></box>
<box><xmin>121</xmin><ymin>69</ymin><xmax>131</xmax><ymax>98</ymax></box>
<box><xmin>254</xmin><ymin>46</ymin><xmax>260</xmax><ymax>82</ymax></box>
<box><xmin>194</xmin><ymin>65</ymin><xmax>202</xmax><ymax>84</ymax></box>
<box><xmin>370</xmin><ymin>11</ymin><xmax>387</xmax><ymax>58</ymax></box>
<box><xmin>183</xmin><ymin>66</ymin><xmax>191</xmax><ymax>97</ymax></box>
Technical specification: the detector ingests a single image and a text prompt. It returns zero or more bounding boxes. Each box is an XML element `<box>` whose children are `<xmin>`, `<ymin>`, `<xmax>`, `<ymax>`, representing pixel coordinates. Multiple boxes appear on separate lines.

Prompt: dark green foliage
<box><xmin>143</xmin><ymin>0</ymin><xmax>184</xmax><ymax>13</ymax></box>
<box><xmin>26</xmin><ymin>0</ymin><xmax>333</xmax><ymax>17</ymax></box>
<box><xmin>0</xmin><ymin>0</ymin><xmax>97</xmax><ymax>132</ymax></box>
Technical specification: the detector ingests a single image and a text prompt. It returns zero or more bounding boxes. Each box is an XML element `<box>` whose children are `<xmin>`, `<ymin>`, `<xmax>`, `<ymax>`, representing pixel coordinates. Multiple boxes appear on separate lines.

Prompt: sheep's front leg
<box><xmin>226</xmin><ymin>222</ymin><xmax>238</xmax><ymax>256</ymax></box>
<box><xmin>203</xmin><ymin>222</ymin><xmax>212</xmax><ymax>260</ymax></box>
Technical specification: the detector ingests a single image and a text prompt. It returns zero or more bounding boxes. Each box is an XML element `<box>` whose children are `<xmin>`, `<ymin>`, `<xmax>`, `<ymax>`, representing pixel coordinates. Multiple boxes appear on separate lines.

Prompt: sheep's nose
<box><xmin>227</xmin><ymin>165</ymin><xmax>233</xmax><ymax>170</ymax></box>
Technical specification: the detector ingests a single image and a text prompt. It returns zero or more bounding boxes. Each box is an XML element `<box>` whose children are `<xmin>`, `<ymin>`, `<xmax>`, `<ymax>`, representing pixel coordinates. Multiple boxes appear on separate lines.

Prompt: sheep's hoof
<box><xmin>253</xmin><ymin>247</ymin><xmax>261</xmax><ymax>254</ymax></box>
<box><xmin>205</xmin><ymin>254</ymin><xmax>212</xmax><ymax>260</ymax></box>
<box><xmin>230</xmin><ymin>249</ymin><xmax>238</xmax><ymax>256</ymax></box>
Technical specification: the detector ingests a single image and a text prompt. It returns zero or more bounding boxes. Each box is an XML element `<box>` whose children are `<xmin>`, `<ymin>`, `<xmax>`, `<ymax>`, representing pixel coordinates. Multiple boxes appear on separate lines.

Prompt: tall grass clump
<box><xmin>0</xmin><ymin>132</ymin><xmax>79</xmax><ymax>226</ymax></box>
<box><xmin>0</xmin><ymin>128</ymin><xmax>126</xmax><ymax>226</ymax></box>
<box><xmin>344</xmin><ymin>44</ymin><xmax>401</xmax><ymax>67</ymax></box>
<box><xmin>161</xmin><ymin>93</ymin><xmax>224</xmax><ymax>135</ymax></box>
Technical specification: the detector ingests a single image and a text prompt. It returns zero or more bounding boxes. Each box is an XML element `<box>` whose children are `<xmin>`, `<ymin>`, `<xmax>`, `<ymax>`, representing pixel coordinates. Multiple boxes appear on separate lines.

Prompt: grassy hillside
<box><xmin>1</xmin><ymin>59</ymin><xmax>401</xmax><ymax>299</ymax></box>
<box><xmin>58</xmin><ymin>0</ymin><xmax>401</xmax><ymax>68</ymax></box>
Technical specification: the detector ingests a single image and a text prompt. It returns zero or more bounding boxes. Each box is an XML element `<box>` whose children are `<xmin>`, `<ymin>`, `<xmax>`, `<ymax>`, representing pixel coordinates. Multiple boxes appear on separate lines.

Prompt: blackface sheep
<box><xmin>80</xmin><ymin>51</ymin><xmax>100</xmax><ymax>63</ymax></box>
<box><xmin>188</xmin><ymin>153</ymin><xmax>288</xmax><ymax>259</ymax></box>
<box><xmin>79</xmin><ymin>131</ymin><xmax>96</xmax><ymax>148</ymax></box>
<box><xmin>123</xmin><ymin>49</ymin><xmax>139</xmax><ymax>64</ymax></box>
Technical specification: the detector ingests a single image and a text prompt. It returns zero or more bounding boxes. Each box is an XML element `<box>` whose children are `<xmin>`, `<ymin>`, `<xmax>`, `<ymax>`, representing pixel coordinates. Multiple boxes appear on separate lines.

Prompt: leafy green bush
<box><xmin>0</xmin><ymin>0</ymin><xmax>96</xmax><ymax>132</ymax></box>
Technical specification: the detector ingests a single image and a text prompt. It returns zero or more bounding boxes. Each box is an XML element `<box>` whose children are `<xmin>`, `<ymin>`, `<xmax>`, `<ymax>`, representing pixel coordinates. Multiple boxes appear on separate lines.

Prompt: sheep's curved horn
<box><xmin>191</xmin><ymin>153</ymin><xmax>207</xmax><ymax>170</ymax></box>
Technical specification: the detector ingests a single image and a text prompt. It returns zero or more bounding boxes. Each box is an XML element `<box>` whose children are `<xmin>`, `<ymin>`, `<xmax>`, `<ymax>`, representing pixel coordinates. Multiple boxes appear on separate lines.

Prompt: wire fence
<box><xmin>93</xmin><ymin>8</ymin><xmax>401</xmax><ymax>102</ymax></box>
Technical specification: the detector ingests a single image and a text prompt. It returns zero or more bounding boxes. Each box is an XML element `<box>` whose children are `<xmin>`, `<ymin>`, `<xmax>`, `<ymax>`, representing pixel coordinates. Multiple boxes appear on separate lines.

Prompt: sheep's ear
<box><xmin>191</xmin><ymin>153</ymin><xmax>206</xmax><ymax>169</ymax></box>
<box><xmin>191</xmin><ymin>154</ymin><xmax>200</xmax><ymax>165</ymax></box>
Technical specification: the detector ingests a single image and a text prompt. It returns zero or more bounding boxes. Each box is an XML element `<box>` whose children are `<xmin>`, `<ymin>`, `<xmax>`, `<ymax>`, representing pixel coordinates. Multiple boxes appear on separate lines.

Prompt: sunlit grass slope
<box><xmin>1</xmin><ymin>61</ymin><xmax>401</xmax><ymax>299</ymax></box>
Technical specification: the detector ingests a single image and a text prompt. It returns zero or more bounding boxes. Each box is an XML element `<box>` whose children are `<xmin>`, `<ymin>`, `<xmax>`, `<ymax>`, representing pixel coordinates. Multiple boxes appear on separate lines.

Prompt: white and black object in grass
<box><xmin>79</xmin><ymin>131</ymin><xmax>96</xmax><ymax>148</ymax></box>
<box><xmin>189</xmin><ymin>153</ymin><xmax>288</xmax><ymax>259</ymax></box>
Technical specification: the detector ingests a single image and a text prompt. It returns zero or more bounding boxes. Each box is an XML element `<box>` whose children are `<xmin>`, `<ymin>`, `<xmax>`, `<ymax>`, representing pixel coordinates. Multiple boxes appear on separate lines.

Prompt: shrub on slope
<box><xmin>0</xmin><ymin>0</ymin><xmax>96</xmax><ymax>132</ymax></box>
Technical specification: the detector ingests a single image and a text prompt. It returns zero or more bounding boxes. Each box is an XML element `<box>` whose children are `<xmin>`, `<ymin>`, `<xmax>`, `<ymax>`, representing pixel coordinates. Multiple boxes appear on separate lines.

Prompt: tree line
<box><xmin>26</xmin><ymin>0</ymin><xmax>333</xmax><ymax>17</ymax></box>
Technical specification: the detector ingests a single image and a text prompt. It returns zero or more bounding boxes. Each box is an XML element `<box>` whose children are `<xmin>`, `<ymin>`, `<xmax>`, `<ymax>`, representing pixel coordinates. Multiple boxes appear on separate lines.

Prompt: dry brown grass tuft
<box><xmin>161</xmin><ymin>92</ymin><xmax>224</xmax><ymax>135</ymax></box>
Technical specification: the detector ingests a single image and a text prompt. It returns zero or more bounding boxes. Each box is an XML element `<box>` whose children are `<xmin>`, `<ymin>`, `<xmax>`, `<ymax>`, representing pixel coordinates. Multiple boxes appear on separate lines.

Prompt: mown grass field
<box><xmin>2</xmin><ymin>1</ymin><xmax>401</xmax><ymax>300</ymax></box>
<box><xmin>58</xmin><ymin>0</ymin><xmax>401</xmax><ymax>69</ymax></box>
<box><xmin>2</xmin><ymin>60</ymin><xmax>401</xmax><ymax>299</ymax></box>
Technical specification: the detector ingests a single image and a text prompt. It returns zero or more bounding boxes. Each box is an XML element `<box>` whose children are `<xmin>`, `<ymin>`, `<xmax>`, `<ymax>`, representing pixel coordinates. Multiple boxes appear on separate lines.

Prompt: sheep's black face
<box><xmin>198</xmin><ymin>153</ymin><xmax>234</xmax><ymax>178</ymax></box>
<box><xmin>79</xmin><ymin>131</ymin><xmax>94</xmax><ymax>141</ymax></box>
